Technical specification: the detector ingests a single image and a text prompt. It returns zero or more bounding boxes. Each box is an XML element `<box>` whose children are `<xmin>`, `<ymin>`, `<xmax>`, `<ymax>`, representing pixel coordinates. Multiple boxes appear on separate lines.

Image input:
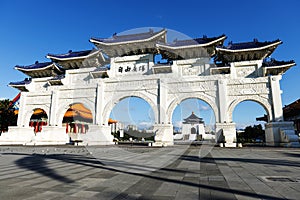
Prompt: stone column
<box><xmin>153</xmin><ymin>79</ymin><xmax>174</xmax><ymax>146</ymax></box>
<box><xmin>17</xmin><ymin>92</ymin><xmax>27</xmax><ymax>127</ymax></box>
<box><xmin>49</xmin><ymin>90</ymin><xmax>58</xmax><ymax>126</ymax></box>
<box><xmin>95</xmin><ymin>81</ymin><xmax>105</xmax><ymax>125</ymax></box>
<box><xmin>158</xmin><ymin>79</ymin><xmax>168</xmax><ymax>123</ymax></box>
<box><xmin>217</xmin><ymin>79</ymin><xmax>228</xmax><ymax>123</ymax></box>
<box><xmin>78</xmin><ymin>81</ymin><xmax>114</xmax><ymax>146</ymax></box>
<box><xmin>5</xmin><ymin>92</ymin><xmax>36</xmax><ymax>145</ymax></box>
<box><xmin>269</xmin><ymin>75</ymin><xmax>284</xmax><ymax>121</ymax></box>
<box><xmin>264</xmin><ymin>75</ymin><xmax>294</xmax><ymax>146</ymax></box>
<box><xmin>215</xmin><ymin>80</ymin><xmax>237</xmax><ymax>147</ymax></box>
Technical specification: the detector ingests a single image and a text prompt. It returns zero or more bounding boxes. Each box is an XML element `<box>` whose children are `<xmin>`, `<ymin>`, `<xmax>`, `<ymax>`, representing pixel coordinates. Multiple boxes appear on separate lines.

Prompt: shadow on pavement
<box><xmin>2</xmin><ymin>146</ymin><xmax>289</xmax><ymax>200</ymax></box>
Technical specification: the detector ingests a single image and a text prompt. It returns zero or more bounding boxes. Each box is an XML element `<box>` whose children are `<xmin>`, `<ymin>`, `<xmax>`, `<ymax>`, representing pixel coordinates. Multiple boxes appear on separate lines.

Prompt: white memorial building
<box><xmin>174</xmin><ymin>112</ymin><xmax>206</xmax><ymax>141</ymax></box>
<box><xmin>1</xmin><ymin>28</ymin><xmax>299</xmax><ymax>147</ymax></box>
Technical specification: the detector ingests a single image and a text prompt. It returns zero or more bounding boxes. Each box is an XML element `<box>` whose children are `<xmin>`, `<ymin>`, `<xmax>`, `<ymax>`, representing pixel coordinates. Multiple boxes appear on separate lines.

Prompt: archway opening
<box><xmin>109</xmin><ymin>97</ymin><xmax>155</xmax><ymax>141</ymax></box>
<box><xmin>172</xmin><ymin>98</ymin><xmax>216</xmax><ymax>141</ymax></box>
<box><xmin>232</xmin><ymin>100</ymin><xmax>267</xmax><ymax>144</ymax></box>
<box><xmin>29</xmin><ymin>108</ymin><xmax>48</xmax><ymax>133</ymax></box>
<box><xmin>62</xmin><ymin>103</ymin><xmax>93</xmax><ymax>134</ymax></box>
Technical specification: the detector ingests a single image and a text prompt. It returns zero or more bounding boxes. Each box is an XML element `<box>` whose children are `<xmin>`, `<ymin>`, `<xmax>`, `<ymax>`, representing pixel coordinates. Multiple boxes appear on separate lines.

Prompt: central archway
<box><xmin>108</xmin><ymin>96</ymin><xmax>156</xmax><ymax>140</ymax></box>
<box><xmin>167</xmin><ymin>93</ymin><xmax>219</xmax><ymax>124</ymax></box>
<box><xmin>171</xmin><ymin>97</ymin><xmax>216</xmax><ymax>141</ymax></box>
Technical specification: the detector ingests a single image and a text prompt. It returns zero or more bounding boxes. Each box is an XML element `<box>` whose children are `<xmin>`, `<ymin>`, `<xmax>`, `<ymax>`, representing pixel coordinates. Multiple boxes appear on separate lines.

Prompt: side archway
<box><xmin>23</xmin><ymin>105</ymin><xmax>49</xmax><ymax>128</ymax></box>
<box><xmin>228</xmin><ymin>96</ymin><xmax>272</xmax><ymax>122</ymax></box>
<box><xmin>25</xmin><ymin>107</ymin><xmax>49</xmax><ymax>133</ymax></box>
<box><xmin>56</xmin><ymin>99</ymin><xmax>95</xmax><ymax>127</ymax></box>
<box><xmin>62</xmin><ymin>103</ymin><xmax>93</xmax><ymax>134</ymax></box>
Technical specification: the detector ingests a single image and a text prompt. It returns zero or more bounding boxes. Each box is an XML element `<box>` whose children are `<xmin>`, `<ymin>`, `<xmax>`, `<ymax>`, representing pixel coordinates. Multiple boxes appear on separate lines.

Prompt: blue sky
<box><xmin>1</xmin><ymin>0</ymin><xmax>299</xmax><ymax>129</ymax></box>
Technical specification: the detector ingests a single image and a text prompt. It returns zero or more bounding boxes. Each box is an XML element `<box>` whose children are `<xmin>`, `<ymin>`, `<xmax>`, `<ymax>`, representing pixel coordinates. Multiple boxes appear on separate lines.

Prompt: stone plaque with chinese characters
<box><xmin>116</xmin><ymin>61</ymin><xmax>149</xmax><ymax>76</ymax></box>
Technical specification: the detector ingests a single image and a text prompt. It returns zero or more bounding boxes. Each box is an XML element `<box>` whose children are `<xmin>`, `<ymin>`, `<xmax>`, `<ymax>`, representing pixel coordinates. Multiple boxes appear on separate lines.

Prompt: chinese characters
<box><xmin>118</xmin><ymin>64</ymin><xmax>146</xmax><ymax>73</ymax></box>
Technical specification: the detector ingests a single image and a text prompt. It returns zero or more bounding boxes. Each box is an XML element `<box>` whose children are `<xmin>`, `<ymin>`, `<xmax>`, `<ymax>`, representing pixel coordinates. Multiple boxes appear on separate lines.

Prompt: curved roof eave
<box><xmin>47</xmin><ymin>50</ymin><xmax>102</xmax><ymax>61</ymax></box>
<box><xmin>15</xmin><ymin>63</ymin><xmax>63</xmax><ymax>72</ymax></box>
<box><xmin>216</xmin><ymin>40</ymin><xmax>282</xmax><ymax>53</ymax></box>
<box><xmin>89</xmin><ymin>29</ymin><xmax>167</xmax><ymax>46</ymax></box>
<box><xmin>156</xmin><ymin>35</ymin><xmax>227</xmax><ymax>50</ymax></box>
<box><xmin>264</xmin><ymin>62</ymin><xmax>296</xmax><ymax>69</ymax></box>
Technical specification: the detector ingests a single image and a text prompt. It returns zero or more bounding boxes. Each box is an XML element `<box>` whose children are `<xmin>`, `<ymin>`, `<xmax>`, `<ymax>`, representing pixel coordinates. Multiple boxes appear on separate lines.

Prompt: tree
<box><xmin>237</xmin><ymin>124</ymin><xmax>265</xmax><ymax>143</ymax></box>
<box><xmin>0</xmin><ymin>99</ymin><xmax>18</xmax><ymax>133</ymax></box>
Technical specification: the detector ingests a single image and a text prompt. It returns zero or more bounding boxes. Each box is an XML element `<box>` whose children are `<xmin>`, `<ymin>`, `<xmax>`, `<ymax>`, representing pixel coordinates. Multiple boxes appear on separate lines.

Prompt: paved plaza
<box><xmin>0</xmin><ymin>144</ymin><xmax>299</xmax><ymax>200</ymax></box>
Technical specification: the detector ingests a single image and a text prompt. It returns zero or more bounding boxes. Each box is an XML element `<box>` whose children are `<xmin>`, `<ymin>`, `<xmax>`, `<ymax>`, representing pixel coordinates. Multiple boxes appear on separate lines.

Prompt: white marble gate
<box><xmin>3</xmin><ymin>28</ymin><xmax>298</xmax><ymax>147</ymax></box>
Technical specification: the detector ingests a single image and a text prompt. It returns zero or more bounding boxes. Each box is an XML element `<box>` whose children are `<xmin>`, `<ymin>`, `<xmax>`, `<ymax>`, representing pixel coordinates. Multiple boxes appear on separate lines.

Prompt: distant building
<box><xmin>109</xmin><ymin>119</ymin><xmax>125</xmax><ymax>138</ymax></box>
<box><xmin>283</xmin><ymin>99</ymin><xmax>300</xmax><ymax>134</ymax></box>
<box><xmin>174</xmin><ymin>112</ymin><xmax>214</xmax><ymax>141</ymax></box>
<box><xmin>108</xmin><ymin>118</ymin><xmax>118</xmax><ymax>133</ymax></box>
<box><xmin>257</xmin><ymin>99</ymin><xmax>300</xmax><ymax>135</ymax></box>
<box><xmin>182</xmin><ymin>112</ymin><xmax>204</xmax><ymax>141</ymax></box>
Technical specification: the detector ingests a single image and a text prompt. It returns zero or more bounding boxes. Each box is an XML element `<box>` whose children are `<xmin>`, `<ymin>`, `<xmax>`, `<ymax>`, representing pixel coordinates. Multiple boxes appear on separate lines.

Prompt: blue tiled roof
<box><xmin>221</xmin><ymin>39</ymin><xmax>281</xmax><ymax>50</ymax></box>
<box><xmin>9</xmin><ymin>78</ymin><xmax>32</xmax><ymax>85</ymax></box>
<box><xmin>183</xmin><ymin>112</ymin><xmax>204</xmax><ymax>124</ymax></box>
<box><xmin>263</xmin><ymin>59</ymin><xmax>295</xmax><ymax>67</ymax></box>
<box><xmin>15</xmin><ymin>62</ymin><xmax>54</xmax><ymax>70</ymax></box>
<box><xmin>166</xmin><ymin>35</ymin><xmax>226</xmax><ymax>47</ymax></box>
<box><xmin>91</xmin><ymin>29</ymin><xmax>165</xmax><ymax>43</ymax></box>
<box><xmin>47</xmin><ymin>50</ymin><xmax>93</xmax><ymax>59</ymax></box>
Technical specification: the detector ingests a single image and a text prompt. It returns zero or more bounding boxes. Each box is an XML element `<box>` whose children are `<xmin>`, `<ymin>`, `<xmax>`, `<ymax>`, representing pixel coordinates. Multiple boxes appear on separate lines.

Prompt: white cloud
<box><xmin>173</xmin><ymin>121</ymin><xmax>183</xmax><ymax>128</ymax></box>
<box><xmin>138</xmin><ymin>121</ymin><xmax>153</xmax><ymax>129</ymax></box>
<box><xmin>200</xmin><ymin>105</ymin><xmax>210</xmax><ymax>111</ymax></box>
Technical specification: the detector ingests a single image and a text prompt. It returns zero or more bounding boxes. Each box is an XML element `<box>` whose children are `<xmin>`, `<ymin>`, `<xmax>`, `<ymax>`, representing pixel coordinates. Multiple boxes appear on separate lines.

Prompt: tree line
<box><xmin>0</xmin><ymin>99</ymin><xmax>17</xmax><ymax>133</ymax></box>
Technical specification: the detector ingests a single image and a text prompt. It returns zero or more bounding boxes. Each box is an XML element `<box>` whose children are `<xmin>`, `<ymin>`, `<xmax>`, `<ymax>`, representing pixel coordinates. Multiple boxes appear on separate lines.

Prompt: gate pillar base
<box><xmin>153</xmin><ymin>124</ymin><xmax>174</xmax><ymax>146</ymax></box>
<box><xmin>82</xmin><ymin>125</ymin><xmax>114</xmax><ymax>146</ymax></box>
<box><xmin>265</xmin><ymin>121</ymin><xmax>300</xmax><ymax>147</ymax></box>
<box><xmin>216</xmin><ymin>123</ymin><xmax>237</xmax><ymax>147</ymax></box>
<box><xmin>29</xmin><ymin>126</ymin><xmax>68</xmax><ymax>145</ymax></box>
<box><xmin>0</xmin><ymin>126</ymin><xmax>34</xmax><ymax>145</ymax></box>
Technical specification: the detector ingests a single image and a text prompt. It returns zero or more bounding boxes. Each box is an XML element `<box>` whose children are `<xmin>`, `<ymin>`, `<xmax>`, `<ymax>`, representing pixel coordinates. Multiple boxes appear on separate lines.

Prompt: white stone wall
<box><xmin>5</xmin><ymin>53</ymin><xmax>289</xmax><ymax>146</ymax></box>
